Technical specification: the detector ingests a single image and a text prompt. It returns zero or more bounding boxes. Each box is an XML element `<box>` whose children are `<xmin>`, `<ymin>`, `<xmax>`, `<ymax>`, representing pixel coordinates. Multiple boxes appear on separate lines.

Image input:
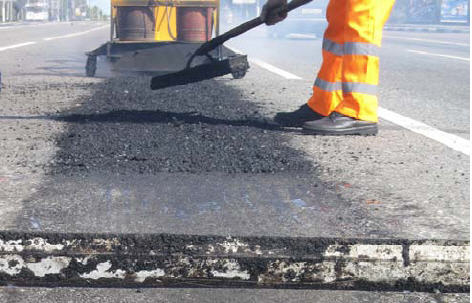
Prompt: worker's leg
<box><xmin>272</xmin><ymin>0</ymin><xmax>344</xmax><ymax>127</ymax></box>
<box><xmin>306</xmin><ymin>0</ymin><xmax>346</xmax><ymax>116</ymax></box>
<box><xmin>307</xmin><ymin>0</ymin><xmax>395</xmax><ymax>122</ymax></box>
<box><xmin>333</xmin><ymin>0</ymin><xmax>395</xmax><ymax>122</ymax></box>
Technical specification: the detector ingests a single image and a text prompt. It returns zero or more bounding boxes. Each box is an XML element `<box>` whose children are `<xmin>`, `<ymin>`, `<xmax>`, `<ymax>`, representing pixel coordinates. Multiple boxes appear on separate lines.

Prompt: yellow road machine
<box><xmin>85</xmin><ymin>0</ymin><xmax>249</xmax><ymax>79</ymax></box>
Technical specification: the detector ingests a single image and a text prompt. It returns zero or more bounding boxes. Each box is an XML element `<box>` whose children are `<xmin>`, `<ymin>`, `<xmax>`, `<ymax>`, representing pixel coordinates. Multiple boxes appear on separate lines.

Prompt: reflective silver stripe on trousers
<box><xmin>314</xmin><ymin>78</ymin><xmax>342</xmax><ymax>92</ymax></box>
<box><xmin>322</xmin><ymin>39</ymin><xmax>344</xmax><ymax>56</ymax></box>
<box><xmin>323</xmin><ymin>39</ymin><xmax>380</xmax><ymax>57</ymax></box>
<box><xmin>315</xmin><ymin>78</ymin><xmax>378</xmax><ymax>95</ymax></box>
<box><xmin>342</xmin><ymin>82</ymin><xmax>378</xmax><ymax>95</ymax></box>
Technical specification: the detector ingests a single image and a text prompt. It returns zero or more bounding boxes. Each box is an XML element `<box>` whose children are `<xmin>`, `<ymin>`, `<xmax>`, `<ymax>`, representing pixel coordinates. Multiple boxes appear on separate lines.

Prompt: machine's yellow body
<box><xmin>153</xmin><ymin>6</ymin><xmax>177</xmax><ymax>41</ymax></box>
<box><xmin>110</xmin><ymin>0</ymin><xmax>218</xmax><ymax>42</ymax></box>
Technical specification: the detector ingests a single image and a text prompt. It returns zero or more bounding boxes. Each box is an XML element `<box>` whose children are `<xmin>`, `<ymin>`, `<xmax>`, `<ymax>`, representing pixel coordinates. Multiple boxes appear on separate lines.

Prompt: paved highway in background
<box><xmin>0</xmin><ymin>21</ymin><xmax>469</xmax><ymax>302</ymax></box>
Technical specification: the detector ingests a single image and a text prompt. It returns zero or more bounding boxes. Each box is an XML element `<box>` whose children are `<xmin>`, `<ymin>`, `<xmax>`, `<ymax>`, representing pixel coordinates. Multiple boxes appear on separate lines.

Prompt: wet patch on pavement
<box><xmin>13</xmin><ymin>172</ymin><xmax>386</xmax><ymax>237</ymax></box>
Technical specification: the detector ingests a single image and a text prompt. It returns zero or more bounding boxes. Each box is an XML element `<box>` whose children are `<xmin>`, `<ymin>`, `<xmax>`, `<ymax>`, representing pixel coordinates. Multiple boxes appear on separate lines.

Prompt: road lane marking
<box><xmin>43</xmin><ymin>25</ymin><xmax>109</xmax><ymax>41</ymax></box>
<box><xmin>0</xmin><ymin>22</ymin><xmax>106</xmax><ymax>31</ymax></box>
<box><xmin>378</xmin><ymin>108</ymin><xmax>470</xmax><ymax>156</ymax></box>
<box><xmin>226</xmin><ymin>46</ymin><xmax>470</xmax><ymax>155</ymax></box>
<box><xmin>287</xmin><ymin>33</ymin><xmax>318</xmax><ymax>40</ymax></box>
<box><xmin>0</xmin><ymin>41</ymin><xmax>37</xmax><ymax>52</ymax></box>
<box><xmin>249</xmin><ymin>58</ymin><xmax>303</xmax><ymax>80</ymax></box>
<box><xmin>385</xmin><ymin>35</ymin><xmax>469</xmax><ymax>47</ymax></box>
<box><xmin>0</xmin><ymin>25</ymin><xmax>108</xmax><ymax>52</ymax></box>
<box><xmin>407</xmin><ymin>49</ymin><xmax>470</xmax><ymax>61</ymax></box>
<box><xmin>227</xmin><ymin>46</ymin><xmax>302</xmax><ymax>80</ymax></box>
<box><xmin>0</xmin><ymin>22</ymin><xmax>60</xmax><ymax>30</ymax></box>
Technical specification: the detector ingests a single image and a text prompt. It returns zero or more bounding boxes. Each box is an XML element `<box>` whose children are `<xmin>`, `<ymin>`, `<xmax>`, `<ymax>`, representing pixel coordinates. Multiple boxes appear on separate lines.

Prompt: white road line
<box><xmin>0</xmin><ymin>21</ymin><xmax>66</xmax><ymax>31</ymax></box>
<box><xmin>384</xmin><ymin>35</ymin><xmax>469</xmax><ymax>47</ymax></box>
<box><xmin>249</xmin><ymin>58</ymin><xmax>303</xmax><ymax>80</ymax></box>
<box><xmin>226</xmin><ymin>46</ymin><xmax>470</xmax><ymax>155</ymax></box>
<box><xmin>43</xmin><ymin>25</ymin><xmax>109</xmax><ymax>41</ymax></box>
<box><xmin>227</xmin><ymin>46</ymin><xmax>302</xmax><ymax>80</ymax></box>
<box><xmin>0</xmin><ymin>22</ymin><xmax>106</xmax><ymax>31</ymax></box>
<box><xmin>407</xmin><ymin>49</ymin><xmax>470</xmax><ymax>61</ymax></box>
<box><xmin>378</xmin><ymin>108</ymin><xmax>470</xmax><ymax>156</ymax></box>
<box><xmin>0</xmin><ymin>41</ymin><xmax>37</xmax><ymax>52</ymax></box>
<box><xmin>0</xmin><ymin>25</ymin><xmax>107</xmax><ymax>52</ymax></box>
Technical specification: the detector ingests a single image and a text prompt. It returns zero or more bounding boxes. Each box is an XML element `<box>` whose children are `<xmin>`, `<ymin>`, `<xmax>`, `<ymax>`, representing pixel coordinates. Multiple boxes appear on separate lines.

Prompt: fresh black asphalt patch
<box><xmin>49</xmin><ymin>77</ymin><xmax>314</xmax><ymax>175</ymax></box>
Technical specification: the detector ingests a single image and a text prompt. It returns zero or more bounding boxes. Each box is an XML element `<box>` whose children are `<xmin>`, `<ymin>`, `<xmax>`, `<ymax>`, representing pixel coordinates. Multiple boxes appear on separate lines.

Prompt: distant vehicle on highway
<box><xmin>267</xmin><ymin>0</ymin><xmax>328</xmax><ymax>38</ymax></box>
<box><xmin>25</xmin><ymin>0</ymin><xmax>49</xmax><ymax>21</ymax></box>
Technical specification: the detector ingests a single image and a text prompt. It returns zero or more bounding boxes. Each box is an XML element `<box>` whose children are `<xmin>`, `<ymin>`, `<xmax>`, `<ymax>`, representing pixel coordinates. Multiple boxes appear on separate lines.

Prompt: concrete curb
<box><xmin>384</xmin><ymin>24</ymin><xmax>469</xmax><ymax>33</ymax></box>
<box><xmin>0</xmin><ymin>232</ymin><xmax>469</xmax><ymax>292</ymax></box>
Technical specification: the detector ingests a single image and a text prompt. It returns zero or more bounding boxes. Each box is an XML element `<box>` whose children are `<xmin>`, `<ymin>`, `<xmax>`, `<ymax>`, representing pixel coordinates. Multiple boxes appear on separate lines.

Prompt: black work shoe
<box><xmin>274</xmin><ymin>104</ymin><xmax>324</xmax><ymax>127</ymax></box>
<box><xmin>302</xmin><ymin>112</ymin><xmax>378</xmax><ymax>135</ymax></box>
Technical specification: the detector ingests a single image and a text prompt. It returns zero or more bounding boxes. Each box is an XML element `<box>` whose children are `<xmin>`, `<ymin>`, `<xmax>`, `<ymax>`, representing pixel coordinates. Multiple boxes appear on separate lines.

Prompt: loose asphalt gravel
<box><xmin>49</xmin><ymin>77</ymin><xmax>314</xmax><ymax>175</ymax></box>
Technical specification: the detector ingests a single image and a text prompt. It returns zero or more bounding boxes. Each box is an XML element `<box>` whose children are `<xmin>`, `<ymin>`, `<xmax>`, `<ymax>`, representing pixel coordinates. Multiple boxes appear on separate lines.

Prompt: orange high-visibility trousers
<box><xmin>307</xmin><ymin>0</ymin><xmax>395</xmax><ymax>122</ymax></box>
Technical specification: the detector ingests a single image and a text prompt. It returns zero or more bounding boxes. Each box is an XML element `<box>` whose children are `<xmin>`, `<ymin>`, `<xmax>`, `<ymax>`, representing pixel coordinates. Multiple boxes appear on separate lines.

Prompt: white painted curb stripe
<box><xmin>226</xmin><ymin>46</ymin><xmax>470</xmax><ymax>155</ymax></box>
<box><xmin>378</xmin><ymin>107</ymin><xmax>470</xmax><ymax>156</ymax></box>
<box><xmin>43</xmin><ymin>25</ymin><xmax>109</xmax><ymax>41</ymax></box>
<box><xmin>407</xmin><ymin>49</ymin><xmax>470</xmax><ymax>62</ymax></box>
<box><xmin>0</xmin><ymin>42</ymin><xmax>37</xmax><ymax>52</ymax></box>
<box><xmin>385</xmin><ymin>35</ymin><xmax>469</xmax><ymax>47</ymax></box>
<box><xmin>227</xmin><ymin>46</ymin><xmax>302</xmax><ymax>80</ymax></box>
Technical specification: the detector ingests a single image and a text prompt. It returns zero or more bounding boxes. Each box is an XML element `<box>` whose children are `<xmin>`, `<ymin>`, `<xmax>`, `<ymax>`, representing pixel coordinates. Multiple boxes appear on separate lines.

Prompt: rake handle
<box><xmin>194</xmin><ymin>0</ymin><xmax>314</xmax><ymax>56</ymax></box>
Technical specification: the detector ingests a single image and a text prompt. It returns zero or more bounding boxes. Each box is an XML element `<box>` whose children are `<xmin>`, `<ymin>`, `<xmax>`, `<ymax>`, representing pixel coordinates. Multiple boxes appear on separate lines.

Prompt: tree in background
<box><xmin>88</xmin><ymin>5</ymin><xmax>104</xmax><ymax>20</ymax></box>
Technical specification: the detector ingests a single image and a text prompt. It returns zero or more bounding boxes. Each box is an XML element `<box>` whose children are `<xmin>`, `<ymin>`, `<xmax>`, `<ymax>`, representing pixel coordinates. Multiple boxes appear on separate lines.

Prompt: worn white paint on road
<box><xmin>226</xmin><ymin>49</ymin><xmax>470</xmax><ymax>156</ymax></box>
<box><xmin>0</xmin><ymin>42</ymin><xmax>37</xmax><ymax>52</ymax></box>
<box><xmin>384</xmin><ymin>35</ymin><xmax>469</xmax><ymax>47</ymax></box>
<box><xmin>43</xmin><ymin>25</ymin><xmax>109</xmax><ymax>41</ymax></box>
<box><xmin>0</xmin><ymin>234</ymin><xmax>469</xmax><ymax>290</ymax></box>
<box><xmin>407</xmin><ymin>49</ymin><xmax>470</xmax><ymax>62</ymax></box>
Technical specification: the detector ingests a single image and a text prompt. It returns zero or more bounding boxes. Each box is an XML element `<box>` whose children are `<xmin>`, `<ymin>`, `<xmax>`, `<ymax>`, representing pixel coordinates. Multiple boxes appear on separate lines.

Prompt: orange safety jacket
<box><xmin>307</xmin><ymin>0</ymin><xmax>395</xmax><ymax>122</ymax></box>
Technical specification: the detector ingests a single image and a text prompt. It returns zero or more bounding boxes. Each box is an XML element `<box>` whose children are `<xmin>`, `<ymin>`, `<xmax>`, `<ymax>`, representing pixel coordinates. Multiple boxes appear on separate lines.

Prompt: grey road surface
<box><xmin>0</xmin><ymin>21</ymin><xmax>469</xmax><ymax>300</ymax></box>
<box><xmin>0</xmin><ymin>287</ymin><xmax>469</xmax><ymax>303</ymax></box>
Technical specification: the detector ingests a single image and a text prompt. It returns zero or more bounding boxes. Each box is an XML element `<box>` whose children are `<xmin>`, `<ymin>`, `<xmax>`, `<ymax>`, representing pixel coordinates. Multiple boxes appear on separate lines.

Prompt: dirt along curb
<box><xmin>0</xmin><ymin>232</ymin><xmax>469</xmax><ymax>292</ymax></box>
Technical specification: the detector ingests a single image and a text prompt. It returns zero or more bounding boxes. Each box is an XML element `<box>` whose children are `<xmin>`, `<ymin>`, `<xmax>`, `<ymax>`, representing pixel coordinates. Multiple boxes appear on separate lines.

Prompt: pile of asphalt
<box><xmin>50</xmin><ymin>77</ymin><xmax>315</xmax><ymax>175</ymax></box>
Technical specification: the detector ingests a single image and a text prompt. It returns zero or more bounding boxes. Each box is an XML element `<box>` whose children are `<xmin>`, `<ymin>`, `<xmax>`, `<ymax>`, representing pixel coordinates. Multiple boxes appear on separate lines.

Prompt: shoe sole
<box><xmin>302</xmin><ymin>125</ymin><xmax>378</xmax><ymax>136</ymax></box>
<box><xmin>274</xmin><ymin>120</ymin><xmax>314</xmax><ymax>128</ymax></box>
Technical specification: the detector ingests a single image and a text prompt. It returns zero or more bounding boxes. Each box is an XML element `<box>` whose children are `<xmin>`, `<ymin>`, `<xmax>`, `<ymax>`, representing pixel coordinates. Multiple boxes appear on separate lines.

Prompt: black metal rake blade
<box><xmin>150</xmin><ymin>55</ymin><xmax>248</xmax><ymax>90</ymax></box>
